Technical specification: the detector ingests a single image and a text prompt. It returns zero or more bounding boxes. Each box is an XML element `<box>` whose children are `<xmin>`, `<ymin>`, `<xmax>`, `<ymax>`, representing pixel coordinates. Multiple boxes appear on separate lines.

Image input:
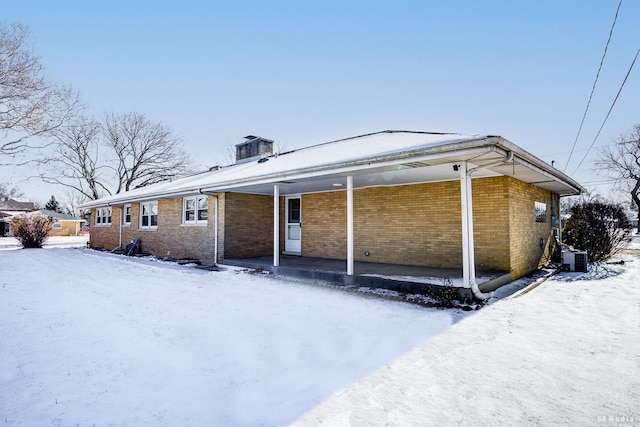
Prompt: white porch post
<box><xmin>347</xmin><ymin>175</ymin><xmax>354</xmax><ymax>275</ymax></box>
<box><xmin>460</xmin><ymin>162</ymin><xmax>476</xmax><ymax>288</ymax></box>
<box><xmin>273</xmin><ymin>184</ymin><xmax>280</xmax><ymax>267</ymax></box>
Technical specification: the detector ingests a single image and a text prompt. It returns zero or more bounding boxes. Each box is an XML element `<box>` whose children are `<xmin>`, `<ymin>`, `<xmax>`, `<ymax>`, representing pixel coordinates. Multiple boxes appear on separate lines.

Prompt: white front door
<box><xmin>285</xmin><ymin>196</ymin><xmax>301</xmax><ymax>253</ymax></box>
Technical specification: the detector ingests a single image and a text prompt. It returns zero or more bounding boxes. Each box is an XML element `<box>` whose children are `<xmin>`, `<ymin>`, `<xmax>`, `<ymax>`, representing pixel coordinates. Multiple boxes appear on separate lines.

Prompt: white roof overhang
<box><xmin>80</xmin><ymin>133</ymin><xmax>584</xmax><ymax>209</ymax></box>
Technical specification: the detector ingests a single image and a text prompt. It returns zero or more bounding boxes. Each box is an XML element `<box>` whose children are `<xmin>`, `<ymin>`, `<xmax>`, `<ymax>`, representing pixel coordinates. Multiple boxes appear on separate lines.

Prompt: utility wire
<box><xmin>572</xmin><ymin>47</ymin><xmax>640</xmax><ymax>174</ymax></box>
<box><xmin>564</xmin><ymin>0</ymin><xmax>623</xmax><ymax>172</ymax></box>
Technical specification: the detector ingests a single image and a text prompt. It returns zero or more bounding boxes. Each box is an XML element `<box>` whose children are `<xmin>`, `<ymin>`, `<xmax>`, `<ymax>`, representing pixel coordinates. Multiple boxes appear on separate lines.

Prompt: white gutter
<box><xmin>79</xmin><ymin>136</ymin><xmax>583</xmax><ymax>210</ymax></box>
<box><xmin>496</xmin><ymin>137</ymin><xmax>585</xmax><ymax>194</ymax></box>
<box><xmin>198</xmin><ymin>145</ymin><xmax>499</xmax><ymax>194</ymax></box>
<box><xmin>79</xmin><ymin>144</ymin><xmax>499</xmax><ymax>209</ymax></box>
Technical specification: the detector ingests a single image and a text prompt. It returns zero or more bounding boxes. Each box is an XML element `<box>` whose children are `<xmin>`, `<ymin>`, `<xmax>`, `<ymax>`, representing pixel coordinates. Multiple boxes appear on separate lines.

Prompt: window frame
<box><xmin>52</xmin><ymin>220</ymin><xmax>62</xmax><ymax>229</ymax></box>
<box><xmin>139</xmin><ymin>201</ymin><xmax>158</xmax><ymax>230</ymax></box>
<box><xmin>123</xmin><ymin>204</ymin><xmax>132</xmax><ymax>226</ymax></box>
<box><xmin>95</xmin><ymin>207</ymin><xmax>112</xmax><ymax>226</ymax></box>
<box><xmin>535</xmin><ymin>201</ymin><xmax>547</xmax><ymax>223</ymax></box>
<box><xmin>182</xmin><ymin>196</ymin><xmax>208</xmax><ymax>226</ymax></box>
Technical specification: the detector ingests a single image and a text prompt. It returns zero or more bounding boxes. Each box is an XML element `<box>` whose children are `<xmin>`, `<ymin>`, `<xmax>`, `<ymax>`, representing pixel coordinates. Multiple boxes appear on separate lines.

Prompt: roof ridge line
<box><xmin>279</xmin><ymin>130</ymin><xmax>466</xmax><ymax>156</ymax></box>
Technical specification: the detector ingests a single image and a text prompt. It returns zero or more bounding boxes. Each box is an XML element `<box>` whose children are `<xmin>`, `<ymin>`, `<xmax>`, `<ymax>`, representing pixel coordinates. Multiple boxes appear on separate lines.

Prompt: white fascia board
<box><xmin>497</xmin><ymin>137</ymin><xmax>585</xmax><ymax>194</ymax></box>
<box><xmin>199</xmin><ymin>145</ymin><xmax>500</xmax><ymax>193</ymax></box>
<box><xmin>511</xmin><ymin>155</ymin><xmax>585</xmax><ymax>195</ymax></box>
<box><xmin>80</xmin><ymin>138</ymin><xmax>496</xmax><ymax>208</ymax></box>
<box><xmin>80</xmin><ymin>189</ymin><xmax>204</xmax><ymax>209</ymax></box>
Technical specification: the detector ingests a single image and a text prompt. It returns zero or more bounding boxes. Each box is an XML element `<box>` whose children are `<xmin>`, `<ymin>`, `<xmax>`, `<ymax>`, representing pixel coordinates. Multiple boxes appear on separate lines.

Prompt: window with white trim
<box><xmin>183</xmin><ymin>196</ymin><xmax>208</xmax><ymax>225</ymax></box>
<box><xmin>140</xmin><ymin>201</ymin><xmax>158</xmax><ymax>229</ymax></box>
<box><xmin>123</xmin><ymin>204</ymin><xmax>131</xmax><ymax>225</ymax></box>
<box><xmin>95</xmin><ymin>207</ymin><xmax>112</xmax><ymax>226</ymax></box>
<box><xmin>53</xmin><ymin>220</ymin><xmax>62</xmax><ymax>229</ymax></box>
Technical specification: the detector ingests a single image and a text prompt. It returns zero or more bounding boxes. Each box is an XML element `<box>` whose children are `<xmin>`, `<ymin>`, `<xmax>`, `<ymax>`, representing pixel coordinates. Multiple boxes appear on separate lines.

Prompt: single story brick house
<box><xmin>1</xmin><ymin>194</ymin><xmax>86</xmax><ymax>237</ymax></box>
<box><xmin>37</xmin><ymin>209</ymin><xmax>87</xmax><ymax>237</ymax></box>
<box><xmin>80</xmin><ymin>131</ymin><xmax>584</xmax><ymax>300</ymax></box>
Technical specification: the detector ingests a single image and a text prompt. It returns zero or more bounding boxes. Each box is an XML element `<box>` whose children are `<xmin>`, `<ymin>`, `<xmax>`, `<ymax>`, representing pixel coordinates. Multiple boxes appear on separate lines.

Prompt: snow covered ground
<box><xmin>0</xmin><ymin>247</ymin><xmax>456</xmax><ymax>426</ymax></box>
<box><xmin>2</xmin><ymin>235</ymin><xmax>639</xmax><ymax>426</ymax></box>
<box><xmin>0</xmin><ymin>235</ymin><xmax>89</xmax><ymax>250</ymax></box>
<box><xmin>294</xmin><ymin>235</ymin><xmax>640</xmax><ymax>426</ymax></box>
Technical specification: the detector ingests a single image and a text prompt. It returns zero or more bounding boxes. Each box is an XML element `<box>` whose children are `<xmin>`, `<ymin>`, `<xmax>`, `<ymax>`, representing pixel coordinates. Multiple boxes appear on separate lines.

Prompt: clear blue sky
<box><xmin>2</xmin><ymin>0</ymin><xmax>639</xmax><ymax>203</ymax></box>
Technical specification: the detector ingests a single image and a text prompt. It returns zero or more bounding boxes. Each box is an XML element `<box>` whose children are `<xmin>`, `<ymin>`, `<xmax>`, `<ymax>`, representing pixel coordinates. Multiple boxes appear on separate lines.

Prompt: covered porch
<box><xmin>195</xmin><ymin>133</ymin><xmax>582</xmax><ymax>301</ymax></box>
<box><xmin>223</xmin><ymin>255</ymin><xmax>511</xmax><ymax>303</ymax></box>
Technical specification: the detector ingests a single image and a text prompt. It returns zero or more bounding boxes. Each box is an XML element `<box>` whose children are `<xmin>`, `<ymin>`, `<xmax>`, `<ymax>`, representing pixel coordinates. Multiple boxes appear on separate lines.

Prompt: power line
<box><xmin>564</xmin><ymin>0</ymin><xmax>623</xmax><ymax>172</ymax></box>
<box><xmin>572</xmin><ymin>48</ymin><xmax>640</xmax><ymax>175</ymax></box>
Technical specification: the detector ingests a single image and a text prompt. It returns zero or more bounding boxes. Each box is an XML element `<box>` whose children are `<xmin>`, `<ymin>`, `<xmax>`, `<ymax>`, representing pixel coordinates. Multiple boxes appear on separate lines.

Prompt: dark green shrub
<box><xmin>563</xmin><ymin>201</ymin><xmax>631</xmax><ymax>262</ymax></box>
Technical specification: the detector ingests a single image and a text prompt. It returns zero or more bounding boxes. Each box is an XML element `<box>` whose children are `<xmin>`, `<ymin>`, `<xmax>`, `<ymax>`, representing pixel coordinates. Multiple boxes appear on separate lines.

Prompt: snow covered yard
<box><xmin>294</xmin><ymin>237</ymin><xmax>640</xmax><ymax>426</ymax></box>
<box><xmin>0</xmin><ymin>247</ymin><xmax>455</xmax><ymax>426</ymax></box>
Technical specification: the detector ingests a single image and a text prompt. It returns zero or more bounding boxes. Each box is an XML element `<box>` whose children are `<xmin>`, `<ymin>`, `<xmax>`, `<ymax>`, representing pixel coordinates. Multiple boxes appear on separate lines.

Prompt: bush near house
<box><xmin>10</xmin><ymin>214</ymin><xmax>53</xmax><ymax>248</ymax></box>
<box><xmin>563</xmin><ymin>201</ymin><xmax>631</xmax><ymax>262</ymax></box>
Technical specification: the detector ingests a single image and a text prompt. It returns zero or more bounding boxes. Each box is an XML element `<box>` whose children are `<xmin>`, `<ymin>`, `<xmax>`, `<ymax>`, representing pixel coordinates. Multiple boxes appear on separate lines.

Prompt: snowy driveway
<box><xmin>0</xmin><ymin>248</ymin><xmax>454</xmax><ymax>426</ymax></box>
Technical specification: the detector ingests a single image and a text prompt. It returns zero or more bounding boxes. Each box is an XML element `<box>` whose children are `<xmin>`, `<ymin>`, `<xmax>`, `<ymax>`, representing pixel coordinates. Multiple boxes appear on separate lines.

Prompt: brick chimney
<box><xmin>235</xmin><ymin>135</ymin><xmax>274</xmax><ymax>163</ymax></box>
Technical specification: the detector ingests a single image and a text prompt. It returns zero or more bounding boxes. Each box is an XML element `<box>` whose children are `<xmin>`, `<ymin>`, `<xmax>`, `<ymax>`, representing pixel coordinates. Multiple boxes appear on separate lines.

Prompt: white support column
<box><xmin>460</xmin><ymin>162</ymin><xmax>476</xmax><ymax>288</ymax></box>
<box><xmin>214</xmin><ymin>195</ymin><xmax>219</xmax><ymax>264</ymax></box>
<box><xmin>465</xmin><ymin>167</ymin><xmax>476</xmax><ymax>282</ymax></box>
<box><xmin>273</xmin><ymin>184</ymin><xmax>280</xmax><ymax>267</ymax></box>
<box><xmin>460</xmin><ymin>164</ymin><xmax>470</xmax><ymax>288</ymax></box>
<box><xmin>347</xmin><ymin>176</ymin><xmax>354</xmax><ymax>276</ymax></box>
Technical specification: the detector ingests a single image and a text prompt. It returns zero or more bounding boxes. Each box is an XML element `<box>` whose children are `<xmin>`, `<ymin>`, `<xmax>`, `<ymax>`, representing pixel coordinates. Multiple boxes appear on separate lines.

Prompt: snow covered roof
<box><xmin>0</xmin><ymin>195</ymin><xmax>35</xmax><ymax>212</ymax></box>
<box><xmin>80</xmin><ymin>130</ymin><xmax>585</xmax><ymax>209</ymax></box>
<box><xmin>37</xmin><ymin>209</ymin><xmax>84</xmax><ymax>221</ymax></box>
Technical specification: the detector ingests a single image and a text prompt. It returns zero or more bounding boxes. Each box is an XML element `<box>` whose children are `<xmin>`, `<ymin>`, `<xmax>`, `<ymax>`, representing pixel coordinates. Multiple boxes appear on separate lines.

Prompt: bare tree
<box><xmin>103</xmin><ymin>112</ymin><xmax>192</xmax><ymax>192</ymax></box>
<box><xmin>61</xmin><ymin>188</ymin><xmax>89</xmax><ymax>217</ymax></box>
<box><xmin>40</xmin><ymin>116</ymin><xmax>109</xmax><ymax>200</ymax></box>
<box><xmin>0</xmin><ymin>23</ymin><xmax>79</xmax><ymax>160</ymax></box>
<box><xmin>40</xmin><ymin>112</ymin><xmax>193</xmax><ymax>200</ymax></box>
<box><xmin>598</xmin><ymin>124</ymin><xmax>640</xmax><ymax>222</ymax></box>
<box><xmin>0</xmin><ymin>180</ymin><xmax>23</xmax><ymax>197</ymax></box>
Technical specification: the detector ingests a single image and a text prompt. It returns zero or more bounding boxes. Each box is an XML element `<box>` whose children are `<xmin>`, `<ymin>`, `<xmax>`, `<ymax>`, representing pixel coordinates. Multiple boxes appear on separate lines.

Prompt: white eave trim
<box><xmin>79</xmin><ymin>135</ymin><xmax>584</xmax><ymax>208</ymax></box>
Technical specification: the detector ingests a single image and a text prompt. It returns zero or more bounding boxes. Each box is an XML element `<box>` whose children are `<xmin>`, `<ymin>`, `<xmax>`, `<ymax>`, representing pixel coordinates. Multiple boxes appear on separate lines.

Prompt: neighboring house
<box><xmin>80</xmin><ymin>131</ymin><xmax>584</xmax><ymax>299</ymax></box>
<box><xmin>37</xmin><ymin>209</ymin><xmax>87</xmax><ymax>237</ymax></box>
<box><xmin>0</xmin><ymin>195</ymin><xmax>36</xmax><ymax>237</ymax></box>
<box><xmin>0</xmin><ymin>195</ymin><xmax>85</xmax><ymax>237</ymax></box>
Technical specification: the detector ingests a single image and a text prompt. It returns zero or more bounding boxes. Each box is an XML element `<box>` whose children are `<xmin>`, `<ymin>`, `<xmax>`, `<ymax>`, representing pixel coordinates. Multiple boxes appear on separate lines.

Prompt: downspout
<box><xmin>119</xmin><ymin>205</ymin><xmax>122</xmax><ymax>248</ymax></box>
<box><xmin>199</xmin><ymin>190</ymin><xmax>219</xmax><ymax>265</ymax></box>
<box><xmin>460</xmin><ymin>163</ymin><xmax>492</xmax><ymax>301</ymax></box>
<box><xmin>460</xmin><ymin>151</ymin><xmax>514</xmax><ymax>301</ymax></box>
<box><xmin>107</xmin><ymin>202</ymin><xmax>122</xmax><ymax>249</ymax></box>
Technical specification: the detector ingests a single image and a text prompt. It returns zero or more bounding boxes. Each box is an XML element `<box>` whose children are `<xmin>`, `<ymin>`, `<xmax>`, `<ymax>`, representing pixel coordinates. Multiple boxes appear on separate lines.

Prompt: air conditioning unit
<box><xmin>561</xmin><ymin>250</ymin><xmax>588</xmax><ymax>272</ymax></box>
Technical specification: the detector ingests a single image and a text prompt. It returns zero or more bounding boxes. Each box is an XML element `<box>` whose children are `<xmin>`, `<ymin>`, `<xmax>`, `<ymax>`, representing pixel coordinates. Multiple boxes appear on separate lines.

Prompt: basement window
<box><xmin>183</xmin><ymin>196</ymin><xmax>208</xmax><ymax>225</ymax></box>
<box><xmin>140</xmin><ymin>201</ymin><xmax>158</xmax><ymax>229</ymax></box>
<box><xmin>95</xmin><ymin>207</ymin><xmax>112</xmax><ymax>226</ymax></box>
<box><xmin>535</xmin><ymin>201</ymin><xmax>547</xmax><ymax>223</ymax></box>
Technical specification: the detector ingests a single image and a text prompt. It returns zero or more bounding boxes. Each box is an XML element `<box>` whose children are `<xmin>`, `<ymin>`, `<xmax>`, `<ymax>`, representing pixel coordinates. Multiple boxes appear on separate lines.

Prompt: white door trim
<box><xmin>284</xmin><ymin>195</ymin><xmax>302</xmax><ymax>254</ymax></box>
